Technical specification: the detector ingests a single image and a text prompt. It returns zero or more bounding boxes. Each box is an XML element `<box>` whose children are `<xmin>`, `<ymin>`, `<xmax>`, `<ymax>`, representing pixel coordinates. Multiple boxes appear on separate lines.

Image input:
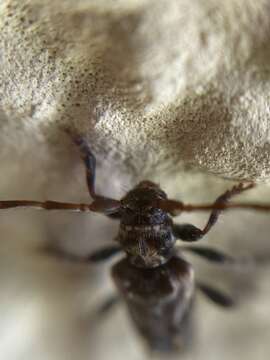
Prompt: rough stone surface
<box><xmin>1</xmin><ymin>0</ymin><xmax>270</xmax><ymax>179</ymax></box>
<box><xmin>0</xmin><ymin>1</ymin><xmax>270</xmax><ymax>360</ymax></box>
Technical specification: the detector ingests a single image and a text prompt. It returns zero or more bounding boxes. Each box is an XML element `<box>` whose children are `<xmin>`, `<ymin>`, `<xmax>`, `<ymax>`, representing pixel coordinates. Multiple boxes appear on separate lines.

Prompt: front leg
<box><xmin>68</xmin><ymin>133</ymin><xmax>121</xmax><ymax>216</ymax></box>
<box><xmin>71</xmin><ymin>136</ymin><xmax>97</xmax><ymax>198</ymax></box>
<box><xmin>173</xmin><ymin>183</ymin><xmax>252</xmax><ymax>242</ymax></box>
<box><xmin>173</xmin><ymin>223</ymin><xmax>204</xmax><ymax>242</ymax></box>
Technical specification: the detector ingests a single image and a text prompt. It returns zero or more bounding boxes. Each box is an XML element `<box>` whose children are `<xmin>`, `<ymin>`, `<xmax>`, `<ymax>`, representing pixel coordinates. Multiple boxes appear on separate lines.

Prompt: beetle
<box><xmin>1</xmin><ymin>133</ymin><xmax>270</xmax><ymax>353</ymax></box>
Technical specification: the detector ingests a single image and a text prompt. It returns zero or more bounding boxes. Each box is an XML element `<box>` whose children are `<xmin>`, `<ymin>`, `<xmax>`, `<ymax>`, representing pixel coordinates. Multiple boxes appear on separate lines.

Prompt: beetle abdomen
<box><xmin>112</xmin><ymin>256</ymin><xmax>195</xmax><ymax>352</ymax></box>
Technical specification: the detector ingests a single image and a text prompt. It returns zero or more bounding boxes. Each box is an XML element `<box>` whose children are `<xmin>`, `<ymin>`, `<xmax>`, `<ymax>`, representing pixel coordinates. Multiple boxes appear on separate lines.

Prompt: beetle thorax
<box><xmin>118</xmin><ymin>183</ymin><xmax>176</xmax><ymax>268</ymax></box>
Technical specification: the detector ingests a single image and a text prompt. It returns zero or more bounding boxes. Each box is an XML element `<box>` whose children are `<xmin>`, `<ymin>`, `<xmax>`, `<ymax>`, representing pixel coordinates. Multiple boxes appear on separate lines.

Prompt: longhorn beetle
<box><xmin>1</xmin><ymin>134</ymin><xmax>270</xmax><ymax>353</ymax></box>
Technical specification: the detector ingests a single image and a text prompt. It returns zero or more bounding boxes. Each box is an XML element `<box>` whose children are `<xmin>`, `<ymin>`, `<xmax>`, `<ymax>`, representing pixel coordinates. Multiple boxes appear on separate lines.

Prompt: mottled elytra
<box><xmin>0</xmin><ymin>134</ymin><xmax>269</xmax><ymax>353</ymax></box>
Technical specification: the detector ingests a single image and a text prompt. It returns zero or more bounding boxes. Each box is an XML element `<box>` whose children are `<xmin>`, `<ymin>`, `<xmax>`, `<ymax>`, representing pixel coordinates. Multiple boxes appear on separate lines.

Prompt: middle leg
<box><xmin>180</xmin><ymin>245</ymin><xmax>234</xmax><ymax>264</ymax></box>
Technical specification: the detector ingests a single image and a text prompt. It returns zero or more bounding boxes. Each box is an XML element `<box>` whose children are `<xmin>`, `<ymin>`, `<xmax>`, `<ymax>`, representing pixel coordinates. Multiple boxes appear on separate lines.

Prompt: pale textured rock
<box><xmin>1</xmin><ymin>1</ymin><xmax>270</xmax><ymax>360</ymax></box>
<box><xmin>1</xmin><ymin>0</ymin><xmax>270</xmax><ymax>179</ymax></box>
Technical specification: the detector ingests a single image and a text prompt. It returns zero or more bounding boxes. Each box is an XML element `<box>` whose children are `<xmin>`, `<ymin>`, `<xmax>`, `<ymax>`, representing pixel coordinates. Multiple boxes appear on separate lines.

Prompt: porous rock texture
<box><xmin>0</xmin><ymin>1</ymin><xmax>270</xmax><ymax>360</ymax></box>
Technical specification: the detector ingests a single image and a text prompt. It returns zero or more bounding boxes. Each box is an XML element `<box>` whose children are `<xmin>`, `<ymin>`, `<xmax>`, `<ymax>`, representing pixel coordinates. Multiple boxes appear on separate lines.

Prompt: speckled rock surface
<box><xmin>1</xmin><ymin>0</ymin><xmax>270</xmax><ymax>179</ymax></box>
<box><xmin>0</xmin><ymin>1</ymin><xmax>270</xmax><ymax>360</ymax></box>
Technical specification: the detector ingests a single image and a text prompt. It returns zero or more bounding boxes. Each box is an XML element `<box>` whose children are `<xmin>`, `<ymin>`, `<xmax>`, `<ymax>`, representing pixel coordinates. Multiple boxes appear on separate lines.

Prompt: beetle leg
<box><xmin>87</xmin><ymin>295</ymin><xmax>120</xmax><ymax>326</ymax></box>
<box><xmin>200</xmin><ymin>183</ymin><xmax>254</xmax><ymax>234</ymax></box>
<box><xmin>197</xmin><ymin>282</ymin><xmax>235</xmax><ymax>308</ymax></box>
<box><xmin>159</xmin><ymin>182</ymin><xmax>255</xmax><ymax>216</ymax></box>
<box><xmin>87</xmin><ymin>245</ymin><xmax>122</xmax><ymax>262</ymax></box>
<box><xmin>180</xmin><ymin>246</ymin><xmax>234</xmax><ymax>263</ymax></box>
<box><xmin>94</xmin><ymin>295</ymin><xmax>120</xmax><ymax>318</ymax></box>
<box><xmin>70</xmin><ymin>135</ymin><xmax>97</xmax><ymax>197</ymax></box>
<box><xmin>41</xmin><ymin>243</ymin><xmax>122</xmax><ymax>263</ymax></box>
<box><xmin>173</xmin><ymin>183</ymin><xmax>254</xmax><ymax>242</ymax></box>
<box><xmin>173</xmin><ymin>223</ymin><xmax>204</xmax><ymax>242</ymax></box>
<box><xmin>68</xmin><ymin>134</ymin><xmax>121</xmax><ymax>216</ymax></box>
